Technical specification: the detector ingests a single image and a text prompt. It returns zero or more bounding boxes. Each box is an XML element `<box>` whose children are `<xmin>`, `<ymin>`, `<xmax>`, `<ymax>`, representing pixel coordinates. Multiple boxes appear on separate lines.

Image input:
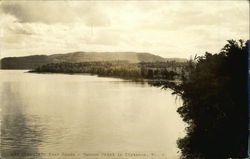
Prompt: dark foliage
<box><xmin>168</xmin><ymin>40</ymin><xmax>248</xmax><ymax>159</ymax></box>
<box><xmin>30</xmin><ymin>61</ymin><xmax>186</xmax><ymax>80</ymax></box>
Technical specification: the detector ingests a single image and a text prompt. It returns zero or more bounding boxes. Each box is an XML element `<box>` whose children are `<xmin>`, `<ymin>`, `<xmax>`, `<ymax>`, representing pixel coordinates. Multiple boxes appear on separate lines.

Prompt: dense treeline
<box><xmin>156</xmin><ymin>40</ymin><xmax>248</xmax><ymax>159</ymax></box>
<box><xmin>31</xmin><ymin>61</ymin><xmax>186</xmax><ymax>80</ymax></box>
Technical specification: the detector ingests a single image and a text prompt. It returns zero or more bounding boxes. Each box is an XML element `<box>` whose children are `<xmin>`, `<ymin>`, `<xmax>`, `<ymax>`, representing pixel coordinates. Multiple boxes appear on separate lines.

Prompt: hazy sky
<box><xmin>0</xmin><ymin>0</ymin><xmax>249</xmax><ymax>58</ymax></box>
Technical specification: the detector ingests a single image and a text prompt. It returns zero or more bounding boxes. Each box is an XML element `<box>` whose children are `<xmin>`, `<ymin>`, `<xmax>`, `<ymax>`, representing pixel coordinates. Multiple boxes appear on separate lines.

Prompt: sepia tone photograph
<box><xmin>0</xmin><ymin>0</ymin><xmax>249</xmax><ymax>159</ymax></box>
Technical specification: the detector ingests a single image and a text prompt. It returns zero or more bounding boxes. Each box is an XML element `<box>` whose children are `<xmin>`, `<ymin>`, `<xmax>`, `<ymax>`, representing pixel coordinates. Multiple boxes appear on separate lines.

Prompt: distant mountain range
<box><xmin>0</xmin><ymin>52</ymin><xmax>187</xmax><ymax>69</ymax></box>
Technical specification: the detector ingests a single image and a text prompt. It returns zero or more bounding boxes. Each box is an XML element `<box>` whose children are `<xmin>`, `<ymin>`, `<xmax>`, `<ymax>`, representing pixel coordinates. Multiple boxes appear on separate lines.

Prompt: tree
<box><xmin>174</xmin><ymin>40</ymin><xmax>248</xmax><ymax>159</ymax></box>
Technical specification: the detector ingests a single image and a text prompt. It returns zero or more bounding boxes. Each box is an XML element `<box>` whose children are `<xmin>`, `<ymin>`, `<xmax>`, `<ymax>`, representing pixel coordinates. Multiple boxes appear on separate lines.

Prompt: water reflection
<box><xmin>1</xmin><ymin>83</ymin><xmax>43</xmax><ymax>159</ymax></box>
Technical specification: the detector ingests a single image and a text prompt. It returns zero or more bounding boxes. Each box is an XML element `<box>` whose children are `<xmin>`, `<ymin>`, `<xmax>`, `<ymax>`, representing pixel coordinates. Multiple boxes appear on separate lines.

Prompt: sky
<box><xmin>0</xmin><ymin>0</ymin><xmax>249</xmax><ymax>58</ymax></box>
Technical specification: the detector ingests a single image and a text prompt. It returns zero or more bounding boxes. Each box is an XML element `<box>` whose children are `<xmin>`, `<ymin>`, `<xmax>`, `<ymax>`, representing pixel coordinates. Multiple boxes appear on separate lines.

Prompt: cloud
<box><xmin>7</xmin><ymin>23</ymin><xmax>35</xmax><ymax>35</ymax></box>
<box><xmin>1</xmin><ymin>1</ymin><xmax>110</xmax><ymax>27</ymax></box>
<box><xmin>2</xmin><ymin>2</ymin><xmax>72</xmax><ymax>23</ymax></box>
<box><xmin>84</xmin><ymin>30</ymin><xmax>121</xmax><ymax>46</ymax></box>
<box><xmin>137</xmin><ymin>0</ymin><xmax>249</xmax><ymax>32</ymax></box>
<box><xmin>0</xmin><ymin>1</ymin><xmax>249</xmax><ymax>58</ymax></box>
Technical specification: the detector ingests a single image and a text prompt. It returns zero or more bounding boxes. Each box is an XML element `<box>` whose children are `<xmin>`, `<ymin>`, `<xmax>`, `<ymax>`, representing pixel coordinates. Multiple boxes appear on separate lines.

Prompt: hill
<box><xmin>0</xmin><ymin>52</ymin><xmax>187</xmax><ymax>69</ymax></box>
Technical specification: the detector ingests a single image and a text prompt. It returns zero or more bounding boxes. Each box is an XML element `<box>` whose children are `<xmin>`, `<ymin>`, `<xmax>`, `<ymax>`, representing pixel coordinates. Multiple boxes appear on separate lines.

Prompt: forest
<box><xmin>30</xmin><ymin>61</ymin><xmax>186</xmax><ymax>80</ymax></box>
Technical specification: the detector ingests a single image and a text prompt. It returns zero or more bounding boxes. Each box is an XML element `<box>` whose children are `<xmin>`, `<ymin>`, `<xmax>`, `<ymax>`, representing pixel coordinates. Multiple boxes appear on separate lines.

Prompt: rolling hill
<box><xmin>0</xmin><ymin>52</ymin><xmax>187</xmax><ymax>69</ymax></box>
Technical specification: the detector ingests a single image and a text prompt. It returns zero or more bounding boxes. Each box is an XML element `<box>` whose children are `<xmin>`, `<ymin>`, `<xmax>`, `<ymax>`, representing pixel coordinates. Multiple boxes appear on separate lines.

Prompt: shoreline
<box><xmin>28</xmin><ymin>70</ymin><xmax>181</xmax><ymax>83</ymax></box>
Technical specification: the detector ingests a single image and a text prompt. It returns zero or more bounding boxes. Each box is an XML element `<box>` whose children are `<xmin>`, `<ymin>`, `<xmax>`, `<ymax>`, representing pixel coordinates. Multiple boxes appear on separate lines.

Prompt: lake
<box><xmin>0</xmin><ymin>70</ymin><xmax>185</xmax><ymax>159</ymax></box>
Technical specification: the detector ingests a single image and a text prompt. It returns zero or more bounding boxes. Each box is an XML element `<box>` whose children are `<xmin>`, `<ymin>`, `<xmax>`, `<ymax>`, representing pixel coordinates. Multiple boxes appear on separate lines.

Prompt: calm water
<box><xmin>0</xmin><ymin>70</ymin><xmax>185</xmax><ymax>159</ymax></box>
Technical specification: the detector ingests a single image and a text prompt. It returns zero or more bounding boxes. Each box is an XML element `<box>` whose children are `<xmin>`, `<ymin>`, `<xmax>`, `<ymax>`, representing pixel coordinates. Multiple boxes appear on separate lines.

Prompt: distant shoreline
<box><xmin>27</xmin><ymin>70</ymin><xmax>181</xmax><ymax>84</ymax></box>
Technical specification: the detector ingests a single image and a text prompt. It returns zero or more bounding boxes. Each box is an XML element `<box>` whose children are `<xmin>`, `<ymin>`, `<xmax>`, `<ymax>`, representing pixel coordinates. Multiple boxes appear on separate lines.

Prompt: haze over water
<box><xmin>0</xmin><ymin>70</ymin><xmax>185</xmax><ymax>159</ymax></box>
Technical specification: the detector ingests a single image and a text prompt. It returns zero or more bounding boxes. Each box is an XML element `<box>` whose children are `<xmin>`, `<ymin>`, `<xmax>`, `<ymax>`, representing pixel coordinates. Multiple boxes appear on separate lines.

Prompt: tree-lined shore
<box><xmin>30</xmin><ymin>61</ymin><xmax>187</xmax><ymax>80</ymax></box>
